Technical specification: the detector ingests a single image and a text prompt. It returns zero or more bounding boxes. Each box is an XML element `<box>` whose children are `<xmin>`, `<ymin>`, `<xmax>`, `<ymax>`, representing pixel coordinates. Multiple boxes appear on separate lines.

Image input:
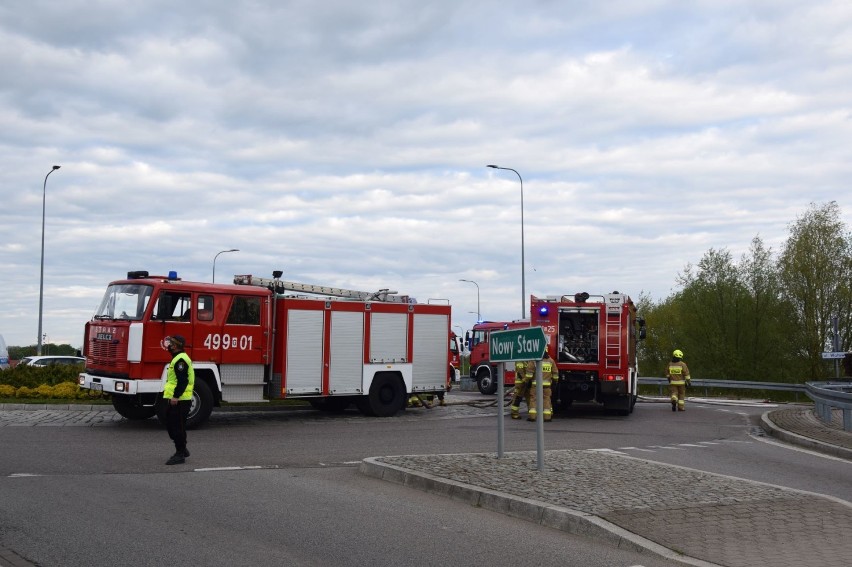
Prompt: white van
<box><xmin>0</xmin><ymin>335</ymin><xmax>9</xmax><ymax>370</ymax></box>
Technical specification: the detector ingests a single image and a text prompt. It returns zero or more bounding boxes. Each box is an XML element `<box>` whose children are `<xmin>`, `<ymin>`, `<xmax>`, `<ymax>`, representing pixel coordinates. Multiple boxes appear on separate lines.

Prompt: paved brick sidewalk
<box><xmin>363</xmin><ymin>406</ymin><xmax>852</xmax><ymax>567</ymax></box>
<box><xmin>362</xmin><ymin>449</ymin><xmax>852</xmax><ymax>567</ymax></box>
<box><xmin>762</xmin><ymin>406</ymin><xmax>852</xmax><ymax>459</ymax></box>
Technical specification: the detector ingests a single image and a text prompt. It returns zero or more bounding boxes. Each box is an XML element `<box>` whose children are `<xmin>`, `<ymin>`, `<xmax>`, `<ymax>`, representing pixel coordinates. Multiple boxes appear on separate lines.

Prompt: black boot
<box><xmin>166</xmin><ymin>452</ymin><xmax>185</xmax><ymax>465</ymax></box>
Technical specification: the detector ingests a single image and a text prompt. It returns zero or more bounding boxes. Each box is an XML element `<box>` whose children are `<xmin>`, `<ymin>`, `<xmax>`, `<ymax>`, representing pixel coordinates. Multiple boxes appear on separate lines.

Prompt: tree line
<box><xmin>6</xmin><ymin>344</ymin><xmax>80</xmax><ymax>361</ymax></box>
<box><xmin>638</xmin><ymin>201</ymin><xmax>852</xmax><ymax>383</ymax></box>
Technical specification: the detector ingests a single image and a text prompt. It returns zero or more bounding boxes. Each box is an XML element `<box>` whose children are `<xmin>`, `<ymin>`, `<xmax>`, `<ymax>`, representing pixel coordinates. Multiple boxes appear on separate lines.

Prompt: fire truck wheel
<box><xmin>361</xmin><ymin>372</ymin><xmax>405</xmax><ymax>417</ymax></box>
<box><xmin>476</xmin><ymin>369</ymin><xmax>497</xmax><ymax>395</ymax></box>
<box><xmin>186</xmin><ymin>380</ymin><xmax>214</xmax><ymax>429</ymax></box>
<box><xmin>111</xmin><ymin>396</ymin><xmax>156</xmax><ymax>420</ymax></box>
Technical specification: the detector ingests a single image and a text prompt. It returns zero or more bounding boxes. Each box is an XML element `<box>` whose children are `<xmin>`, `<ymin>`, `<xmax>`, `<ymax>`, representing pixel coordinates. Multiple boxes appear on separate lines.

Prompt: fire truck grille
<box><xmin>88</xmin><ymin>339</ymin><xmax>127</xmax><ymax>371</ymax></box>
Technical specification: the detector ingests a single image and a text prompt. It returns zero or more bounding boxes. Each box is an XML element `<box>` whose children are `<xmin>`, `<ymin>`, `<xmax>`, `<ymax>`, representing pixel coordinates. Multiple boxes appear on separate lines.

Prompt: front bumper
<box><xmin>78</xmin><ymin>373</ymin><xmax>163</xmax><ymax>395</ymax></box>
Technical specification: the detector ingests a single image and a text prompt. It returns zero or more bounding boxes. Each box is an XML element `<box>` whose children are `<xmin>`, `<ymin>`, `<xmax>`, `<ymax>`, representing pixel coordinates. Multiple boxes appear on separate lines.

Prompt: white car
<box><xmin>17</xmin><ymin>355</ymin><xmax>85</xmax><ymax>367</ymax></box>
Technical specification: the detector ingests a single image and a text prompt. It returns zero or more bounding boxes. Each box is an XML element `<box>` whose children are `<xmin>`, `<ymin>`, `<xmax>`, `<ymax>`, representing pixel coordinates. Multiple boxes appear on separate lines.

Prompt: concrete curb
<box><xmin>359</xmin><ymin>457</ymin><xmax>722</xmax><ymax>567</ymax></box>
<box><xmin>0</xmin><ymin>403</ymin><xmax>112</xmax><ymax>411</ymax></box>
<box><xmin>760</xmin><ymin>411</ymin><xmax>852</xmax><ymax>460</ymax></box>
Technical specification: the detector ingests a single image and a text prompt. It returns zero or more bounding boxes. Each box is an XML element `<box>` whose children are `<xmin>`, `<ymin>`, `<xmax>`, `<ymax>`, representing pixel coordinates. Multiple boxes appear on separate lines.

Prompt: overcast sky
<box><xmin>2</xmin><ymin>0</ymin><xmax>851</xmax><ymax>348</ymax></box>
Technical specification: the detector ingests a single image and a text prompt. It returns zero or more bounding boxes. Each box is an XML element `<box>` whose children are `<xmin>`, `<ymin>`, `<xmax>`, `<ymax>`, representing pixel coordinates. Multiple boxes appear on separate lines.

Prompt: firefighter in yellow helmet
<box><xmin>528</xmin><ymin>346</ymin><xmax>557</xmax><ymax>422</ymax></box>
<box><xmin>510</xmin><ymin>359</ymin><xmax>532</xmax><ymax>419</ymax></box>
<box><xmin>666</xmin><ymin>349</ymin><xmax>691</xmax><ymax>412</ymax></box>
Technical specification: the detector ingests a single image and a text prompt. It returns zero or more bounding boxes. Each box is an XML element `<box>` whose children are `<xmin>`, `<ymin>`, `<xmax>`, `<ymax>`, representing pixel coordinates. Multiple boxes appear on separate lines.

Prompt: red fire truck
<box><xmin>466</xmin><ymin>319</ymin><xmax>530</xmax><ymax>394</ymax></box>
<box><xmin>530</xmin><ymin>292</ymin><xmax>645</xmax><ymax>415</ymax></box>
<box><xmin>78</xmin><ymin>270</ymin><xmax>452</xmax><ymax>427</ymax></box>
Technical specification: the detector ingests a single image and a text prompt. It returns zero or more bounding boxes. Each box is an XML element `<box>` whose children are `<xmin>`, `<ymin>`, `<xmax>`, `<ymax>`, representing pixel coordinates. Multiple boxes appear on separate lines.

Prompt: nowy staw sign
<box><xmin>489</xmin><ymin>326</ymin><xmax>547</xmax><ymax>362</ymax></box>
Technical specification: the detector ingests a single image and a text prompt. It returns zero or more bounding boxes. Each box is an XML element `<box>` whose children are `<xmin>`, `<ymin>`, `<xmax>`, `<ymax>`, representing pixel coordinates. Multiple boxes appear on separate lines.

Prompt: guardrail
<box><xmin>639</xmin><ymin>377</ymin><xmax>807</xmax><ymax>399</ymax></box>
<box><xmin>806</xmin><ymin>381</ymin><xmax>852</xmax><ymax>432</ymax></box>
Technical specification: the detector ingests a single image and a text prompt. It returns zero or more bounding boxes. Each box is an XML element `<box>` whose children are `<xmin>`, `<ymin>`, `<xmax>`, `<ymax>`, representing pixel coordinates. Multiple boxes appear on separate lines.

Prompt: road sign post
<box><xmin>489</xmin><ymin>326</ymin><xmax>547</xmax><ymax>471</ymax></box>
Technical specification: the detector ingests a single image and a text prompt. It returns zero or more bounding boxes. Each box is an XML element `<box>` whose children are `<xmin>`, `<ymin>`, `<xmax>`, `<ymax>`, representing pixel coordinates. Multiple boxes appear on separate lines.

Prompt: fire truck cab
<box><xmin>466</xmin><ymin>319</ymin><xmax>529</xmax><ymax>394</ymax></box>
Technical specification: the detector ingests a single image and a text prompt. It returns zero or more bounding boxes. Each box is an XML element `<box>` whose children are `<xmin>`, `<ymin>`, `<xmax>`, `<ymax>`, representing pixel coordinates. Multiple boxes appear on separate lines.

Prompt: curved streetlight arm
<box><xmin>37</xmin><ymin>165</ymin><xmax>60</xmax><ymax>356</ymax></box>
<box><xmin>212</xmin><ymin>248</ymin><xmax>239</xmax><ymax>283</ymax></box>
<box><xmin>458</xmin><ymin>278</ymin><xmax>480</xmax><ymax>321</ymax></box>
<box><xmin>487</xmin><ymin>165</ymin><xmax>525</xmax><ymax>318</ymax></box>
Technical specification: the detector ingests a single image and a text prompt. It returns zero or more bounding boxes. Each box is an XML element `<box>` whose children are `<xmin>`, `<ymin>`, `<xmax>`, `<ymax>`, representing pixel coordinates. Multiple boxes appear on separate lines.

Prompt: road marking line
<box><xmin>194</xmin><ymin>466</ymin><xmax>263</xmax><ymax>472</ymax></box>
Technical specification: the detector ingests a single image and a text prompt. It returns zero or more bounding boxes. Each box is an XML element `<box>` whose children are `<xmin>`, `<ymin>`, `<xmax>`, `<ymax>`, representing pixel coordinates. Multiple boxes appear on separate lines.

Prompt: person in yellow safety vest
<box><xmin>666</xmin><ymin>349</ymin><xmax>691</xmax><ymax>412</ymax></box>
<box><xmin>510</xmin><ymin>360</ymin><xmax>532</xmax><ymax>419</ymax></box>
<box><xmin>162</xmin><ymin>335</ymin><xmax>195</xmax><ymax>465</ymax></box>
<box><xmin>528</xmin><ymin>348</ymin><xmax>557</xmax><ymax>422</ymax></box>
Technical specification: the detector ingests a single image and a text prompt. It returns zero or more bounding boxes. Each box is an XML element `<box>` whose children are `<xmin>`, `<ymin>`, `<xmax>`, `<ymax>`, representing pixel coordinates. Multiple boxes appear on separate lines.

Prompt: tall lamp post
<box><xmin>487</xmin><ymin>165</ymin><xmax>525</xmax><ymax>317</ymax></box>
<box><xmin>37</xmin><ymin>165</ymin><xmax>60</xmax><ymax>356</ymax></box>
<box><xmin>459</xmin><ymin>279</ymin><xmax>480</xmax><ymax>321</ymax></box>
<box><xmin>212</xmin><ymin>249</ymin><xmax>239</xmax><ymax>283</ymax></box>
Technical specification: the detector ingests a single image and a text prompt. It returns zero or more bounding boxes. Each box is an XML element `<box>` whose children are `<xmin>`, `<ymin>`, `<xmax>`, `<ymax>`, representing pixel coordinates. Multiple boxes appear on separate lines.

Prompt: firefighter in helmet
<box><xmin>510</xmin><ymin>359</ymin><xmax>532</xmax><ymax>419</ymax></box>
<box><xmin>666</xmin><ymin>349</ymin><xmax>691</xmax><ymax>412</ymax></box>
<box><xmin>528</xmin><ymin>346</ymin><xmax>557</xmax><ymax>422</ymax></box>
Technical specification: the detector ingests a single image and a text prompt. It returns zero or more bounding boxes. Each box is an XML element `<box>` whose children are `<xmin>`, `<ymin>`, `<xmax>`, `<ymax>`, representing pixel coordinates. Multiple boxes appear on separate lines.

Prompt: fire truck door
<box><xmin>146</xmin><ymin>290</ymin><xmax>194</xmax><ymax>360</ymax></box>
<box><xmin>213</xmin><ymin>294</ymin><xmax>267</xmax><ymax>365</ymax></box>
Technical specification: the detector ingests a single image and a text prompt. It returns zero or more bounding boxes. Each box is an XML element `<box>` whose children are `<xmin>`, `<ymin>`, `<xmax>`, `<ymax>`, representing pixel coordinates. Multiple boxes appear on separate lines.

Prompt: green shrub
<box><xmin>0</xmin><ymin>364</ymin><xmax>82</xmax><ymax>388</ymax></box>
<box><xmin>35</xmin><ymin>384</ymin><xmax>55</xmax><ymax>398</ymax></box>
<box><xmin>52</xmin><ymin>382</ymin><xmax>82</xmax><ymax>399</ymax></box>
<box><xmin>15</xmin><ymin>386</ymin><xmax>35</xmax><ymax>399</ymax></box>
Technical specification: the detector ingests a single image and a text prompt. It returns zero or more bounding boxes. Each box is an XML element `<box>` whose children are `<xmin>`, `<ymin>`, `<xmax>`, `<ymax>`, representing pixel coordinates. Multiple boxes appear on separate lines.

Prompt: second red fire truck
<box><xmin>467</xmin><ymin>291</ymin><xmax>645</xmax><ymax>415</ymax></box>
<box><xmin>78</xmin><ymin>270</ymin><xmax>452</xmax><ymax>427</ymax></box>
<box><xmin>531</xmin><ymin>291</ymin><xmax>645</xmax><ymax>415</ymax></box>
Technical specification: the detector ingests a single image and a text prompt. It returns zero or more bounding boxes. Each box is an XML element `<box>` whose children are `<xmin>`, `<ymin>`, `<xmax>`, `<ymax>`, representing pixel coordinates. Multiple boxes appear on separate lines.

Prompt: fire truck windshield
<box><xmin>94</xmin><ymin>284</ymin><xmax>153</xmax><ymax>321</ymax></box>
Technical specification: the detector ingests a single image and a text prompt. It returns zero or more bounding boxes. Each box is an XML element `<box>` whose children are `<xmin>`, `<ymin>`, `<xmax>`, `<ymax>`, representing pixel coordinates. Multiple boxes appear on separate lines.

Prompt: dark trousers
<box><xmin>166</xmin><ymin>400</ymin><xmax>191</xmax><ymax>452</ymax></box>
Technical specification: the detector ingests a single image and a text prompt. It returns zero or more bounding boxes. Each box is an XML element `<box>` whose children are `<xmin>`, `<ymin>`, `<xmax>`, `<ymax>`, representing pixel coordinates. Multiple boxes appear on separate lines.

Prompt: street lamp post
<box><xmin>487</xmin><ymin>165</ymin><xmax>525</xmax><ymax>317</ymax></box>
<box><xmin>212</xmin><ymin>249</ymin><xmax>239</xmax><ymax>283</ymax></box>
<box><xmin>459</xmin><ymin>279</ymin><xmax>480</xmax><ymax>321</ymax></box>
<box><xmin>37</xmin><ymin>165</ymin><xmax>60</xmax><ymax>356</ymax></box>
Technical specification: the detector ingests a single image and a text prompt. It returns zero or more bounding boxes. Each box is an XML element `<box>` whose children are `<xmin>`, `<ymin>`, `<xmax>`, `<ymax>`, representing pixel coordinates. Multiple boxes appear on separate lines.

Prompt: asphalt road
<box><xmin>1</xmin><ymin>396</ymin><xmax>848</xmax><ymax>567</ymax></box>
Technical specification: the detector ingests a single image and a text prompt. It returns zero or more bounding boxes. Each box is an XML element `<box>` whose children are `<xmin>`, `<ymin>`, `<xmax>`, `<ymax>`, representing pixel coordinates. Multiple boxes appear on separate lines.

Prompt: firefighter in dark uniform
<box><xmin>163</xmin><ymin>335</ymin><xmax>195</xmax><ymax>465</ymax></box>
<box><xmin>510</xmin><ymin>359</ymin><xmax>532</xmax><ymax>419</ymax></box>
<box><xmin>666</xmin><ymin>349</ymin><xmax>690</xmax><ymax>412</ymax></box>
<box><xmin>528</xmin><ymin>347</ymin><xmax>557</xmax><ymax>422</ymax></box>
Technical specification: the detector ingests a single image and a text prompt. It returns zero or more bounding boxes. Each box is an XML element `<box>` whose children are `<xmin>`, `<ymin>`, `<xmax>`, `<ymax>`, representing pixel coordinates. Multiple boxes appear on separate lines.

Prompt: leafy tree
<box><xmin>778</xmin><ymin>202</ymin><xmax>852</xmax><ymax>379</ymax></box>
<box><xmin>738</xmin><ymin>237</ymin><xmax>803</xmax><ymax>381</ymax></box>
<box><xmin>675</xmin><ymin>248</ymin><xmax>748</xmax><ymax>379</ymax></box>
<box><xmin>639</xmin><ymin>236</ymin><xmax>800</xmax><ymax>382</ymax></box>
<box><xmin>636</xmin><ymin>292</ymin><xmax>683</xmax><ymax>377</ymax></box>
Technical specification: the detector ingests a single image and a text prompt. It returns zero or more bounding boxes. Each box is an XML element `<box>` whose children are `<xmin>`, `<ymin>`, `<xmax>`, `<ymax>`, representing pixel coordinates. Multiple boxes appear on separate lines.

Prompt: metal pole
<box><xmin>212</xmin><ymin>248</ymin><xmax>239</xmax><ymax>283</ymax></box>
<box><xmin>497</xmin><ymin>362</ymin><xmax>505</xmax><ymax>458</ymax></box>
<box><xmin>535</xmin><ymin>360</ymin><xmax>544</xmax><ymax>471</ymax></box>
<box><xmin>833</xmin><ymin>316</ymin><xmax>840</xmax><ymax>378</ymax></box>
<box><xmin>37</xmin><ymin>165</ymin><xmax>60</xmax><ymax>356</ymax></box>
<box><xmin>487</xmin><ymin>165</ymin><xmax>525</xmax><ymax>317</ymax></box>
